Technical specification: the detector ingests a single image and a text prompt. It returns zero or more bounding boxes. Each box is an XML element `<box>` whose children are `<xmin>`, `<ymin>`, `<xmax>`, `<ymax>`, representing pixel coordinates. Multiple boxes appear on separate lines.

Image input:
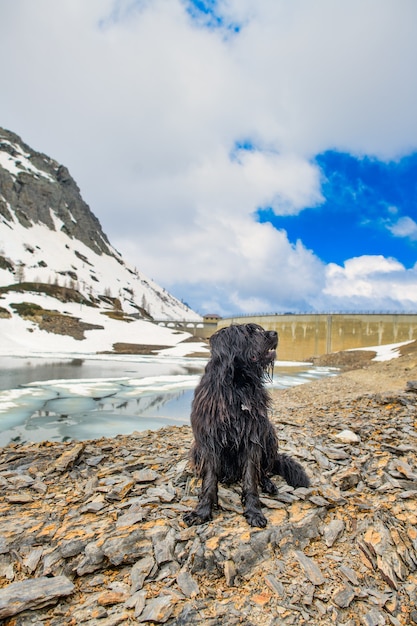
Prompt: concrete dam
<box><xmin>215</xmin><ymin>313</ymin><xmax>417</xmax><ymax>362</ymax></box>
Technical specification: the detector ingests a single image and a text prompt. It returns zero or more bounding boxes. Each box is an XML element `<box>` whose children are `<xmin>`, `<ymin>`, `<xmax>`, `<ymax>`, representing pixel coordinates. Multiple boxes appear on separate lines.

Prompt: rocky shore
<box><xmin>1</xmin><ymin>344</ymin><xmax>417</xmax><ymax>625</ymax></box>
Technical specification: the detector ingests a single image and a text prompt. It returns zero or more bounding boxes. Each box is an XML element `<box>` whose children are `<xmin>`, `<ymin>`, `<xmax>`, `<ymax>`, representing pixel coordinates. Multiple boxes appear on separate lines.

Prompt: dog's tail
<box><xmin>273</xmin><ymin>454</ymin><xmax>310</xmax><ymax>488</ymax></box>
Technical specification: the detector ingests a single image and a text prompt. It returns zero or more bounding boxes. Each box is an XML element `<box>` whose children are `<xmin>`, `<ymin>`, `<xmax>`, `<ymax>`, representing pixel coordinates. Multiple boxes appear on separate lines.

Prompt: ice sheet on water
<box><xmin>44</xmin><ymin>397</ymin><xmax>97</xmax><ymax>415</ymax></box>
<box><xmin>0</xmin><ymin>387</ymin><xmax>58</xmax><ymax>424</ymax></box>
<box><xmin>0</xmin><ymin>372</ymin><xmax>200</xmax><ymax>446</ymax></box>
<box><xmin>25</xmin><ymin>378</ymin><xmax>126</xmax><ymax>398</ymax></box>
<box><xmin>24</xmin><ymin>374</ymin><xmax>200</xmax><ymax>397</ymax></box>
<box><xmin>117</xmin><ymin>375</ymin><xmax>201</xmax><ymax>398</ymax></box>
<box><xmin>58</xmin><ymin>411</ymin><xmax>188</xmax><ymax>441</ymax></box>
<box><xmin>0</xmin><ymin>389</ymin><xmax>193</xmax><ymax>446</ymax></box>
<box><xmin>272</xmin><ymin>366</ymin><xmax>338</xmax><ymax>389</ymax></box>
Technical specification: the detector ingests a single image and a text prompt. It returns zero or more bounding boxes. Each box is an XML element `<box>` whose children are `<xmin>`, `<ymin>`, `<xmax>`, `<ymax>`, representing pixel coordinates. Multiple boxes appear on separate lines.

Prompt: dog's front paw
<box><xmin>183</xmin><ymin>509</ymin><xmax>211</xmax><ymax>526</ymax></box>
<box><xmin>244</xmin><ymin>509</ymin><xmax>267</xmax><ymax>528</ymax></box>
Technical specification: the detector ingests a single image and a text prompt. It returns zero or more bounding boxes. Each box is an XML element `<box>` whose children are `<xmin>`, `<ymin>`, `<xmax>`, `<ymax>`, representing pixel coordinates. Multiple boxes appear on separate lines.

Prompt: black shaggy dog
<box><xmin>183</xmin><ymin>323</ymin><xmax>310</xmax><ymax>528</ymax></box>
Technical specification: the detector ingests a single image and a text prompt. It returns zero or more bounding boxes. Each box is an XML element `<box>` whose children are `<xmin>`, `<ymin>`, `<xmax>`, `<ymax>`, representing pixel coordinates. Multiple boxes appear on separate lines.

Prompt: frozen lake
<box><xmin>0</xmin><ymin>355</ymin><xmax>338</xmax><ymax>446</ymax></box>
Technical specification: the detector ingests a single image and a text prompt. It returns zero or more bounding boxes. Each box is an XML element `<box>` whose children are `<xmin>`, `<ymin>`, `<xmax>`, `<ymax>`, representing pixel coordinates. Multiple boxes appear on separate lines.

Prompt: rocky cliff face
<box><xmin>0</xmin><ymin>128</ymin><xmax>112</xmax><ymax>257</ymax></box>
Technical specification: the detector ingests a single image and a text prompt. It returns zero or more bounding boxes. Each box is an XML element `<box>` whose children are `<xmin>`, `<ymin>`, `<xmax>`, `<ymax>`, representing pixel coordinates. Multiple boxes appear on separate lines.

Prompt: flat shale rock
<box><xmin>1</xmin><ymin>348</ymin><xmax>417</xmax><ymax>625</ymax></box>
<box><xmin>0</xmin><ymin>575</ymin><xmax>74</xmax><ymax>618</ymax></box>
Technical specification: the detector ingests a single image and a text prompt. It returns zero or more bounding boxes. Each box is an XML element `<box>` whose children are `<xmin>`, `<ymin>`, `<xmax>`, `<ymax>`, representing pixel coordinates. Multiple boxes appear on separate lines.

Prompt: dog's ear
<box><xmin>209</xmin><ymin>326</ymin><xmax>243</xmax><ymax>373</ymax></box>
<box><xmin>210</xmin><ymin>326</ymin><xmax>233</xmax><ymax>357</ymax></box>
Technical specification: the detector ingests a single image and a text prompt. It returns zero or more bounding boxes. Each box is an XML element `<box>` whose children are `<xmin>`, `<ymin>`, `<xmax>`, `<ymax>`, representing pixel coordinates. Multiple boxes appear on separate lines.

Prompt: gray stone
<box><xmin>292</xmin><ymin>510</ymin><xmax>322</xmax><ymax>543</ymax></box>
<box><xmin>133</xmin><ymin>590</ymin><xmax>147</xmax><ymax>617</ymax></box>
<box><xmin>339</xmin><ymin>564</ymin><xmax>360</xmax><ymax>586</ymax></box>
<box><xmin>333</xmin><ymin>584</ymin><xmax>356</xmax><ymax>608</ymax></box>
<box><xmin>224</xmin><ymin>560</ymin><xmax>237</xmax><ymax>586</ymax></box>
<box><xmin>155</xmin><ymin>560</ymin><xmax>181</xmax><ymax>581</ymax></box>
<box><xmin>77</xmin><ymin>541</ymin><xmax>105</xmax><ymax>576</ymax></box>
<box><xmin>42</xmin><ymin>550</ymin><xmax>63</xmax><ymax>575</ymax></box>
<box><xmin>323</xmin><ymin>518</ymin><xmax>345</xmax><ymax>547</ymax></box>
<box><xmin>23</xmin><ymin>547</ymin><xmax>43</xmax><ymax>572</ymax></box>
<box><xmin>106</xmin><ymin>476</ymin><xmax>135</xmax><ymax>500</ymax></box>
<box><xmin>176</xmin><ymin>571</ymin><xmax>200</xmax><ymax>597</ymax></box>
<box><xmin>322</xmin><ymin>447</ymin><xmax>350</xmax><ymax>460</ymax></box>
<box><xmin>102</xmin><ymin>529</ymin><xmax>151</xmax><ymax>566</ymax></box>
<box><xmin>59</xmin><ymin>538</ymin><xmax>87</xmax><ymax>558</ymax></box>
<box><xmin>133</xmin><ymin>468</ymin><xmax>160</xmax><ymax>483</ymax></box>
<box><xmin>313</xmin><ymin>449</ymin><xmax>331</xmax><ymax>469</ymax></box>
<box><xmin>85</xmin><ymin>454</ymin><xmax>105</xmax><ymax>466</ymax></box>
<box><xmin>0</xmin><ymin>575</ymin><xmax>75</xmax><ymax>618</ymax></box>
<box><xmin>0</xmin><ymin>537</ymin><xmax>9</xmax><ymax>555</ymax></box>
<box><xmin>218</xmin><ymin>486</ymin><xmax>242</xmax><ymax>512</ymax></box>
<box><xmin>53</xmin><ymin>443</ymin><xmax>85</xmax><ymax>473</ymax></box>
<box><xmin>152</xmin><ymin>527</ymin><xmax>176</xmax><ymax>565</ymax></box>
<box><xmin>131</xmin><ymin>555</ymin><xmax>155</xmax><ymax>592</ymax></box>
<box><xmin>117</xmin><ymin>505</ymin><xmax>146</xmax><ymax>527</ymax></box>
<box><xmin>136</xmin><ymin>595</ymin><xmax>173</xmax><ymax>623</ymax></box>
<box><xmin>6</xmin><ymin>493</ymin><xmax>34</xmax><ymax>504</ymax></box>
<box><xmin>81</xmin><ymin>499</ymin><xmax>106</xmax><ymax>513</ymax></box>
<box><xmin>294</xmin><ymin>550</ymin><xmax>326</xmax><ymax>586</ymax></box>
<box><xmin>233</xmin><ymin>542</ymin><xmax>264</xmax><ymax>578</ymax></box>
<box><xmin>362</xmin><ymin>608</ymin><xmax>387</xmax><ymax>626</ymax></box>
<box><xmin>265</xmin><ymin>574</ymin><xmax>285</xmax><ymax>597</ymax></box>
<box><xmin>309</xmin><ymin>494</ymin><xmax>330</xmax><ymax>506</ymax></box>
<box><xmin>147</xmin><ymin>485</ymin><xmax>176</xmax><ymax>502</ymax></box>
<box><xmin>334</xmin><ymin>467</ymin><xmax>361</xmax><ymax>490</ymax></box>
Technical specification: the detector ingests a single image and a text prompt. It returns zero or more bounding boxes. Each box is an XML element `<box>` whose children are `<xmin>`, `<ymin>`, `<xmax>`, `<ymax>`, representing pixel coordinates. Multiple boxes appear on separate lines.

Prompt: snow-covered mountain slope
<box><xmin>0</xmin><ymin>290</ymin><xmax>205</xmax><ymax>357</ymax></box>
<box><xmin>0</xmin><ymin>128</ymin><xmax>205</xmax><ymax>356</ymax></box>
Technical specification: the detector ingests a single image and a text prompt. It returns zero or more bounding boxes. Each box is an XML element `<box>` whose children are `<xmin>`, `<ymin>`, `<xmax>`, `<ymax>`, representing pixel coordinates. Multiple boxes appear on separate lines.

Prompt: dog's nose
<box><xmin>268</xmin><ymin>331</ymin><xmax>278</xmax><ymax>339</ymax></box>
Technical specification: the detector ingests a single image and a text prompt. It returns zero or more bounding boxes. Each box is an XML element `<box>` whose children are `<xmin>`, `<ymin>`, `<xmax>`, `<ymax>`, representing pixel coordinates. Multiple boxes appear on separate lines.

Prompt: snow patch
<box><xmin>0</xmin><ymin>138</ymin><xmax>54</xmax><ymax>182</ymax></box>
<box><xmin>348</xmin><ymin>340</ymin><xmax>414</xmax><ymax>361</ymax></box>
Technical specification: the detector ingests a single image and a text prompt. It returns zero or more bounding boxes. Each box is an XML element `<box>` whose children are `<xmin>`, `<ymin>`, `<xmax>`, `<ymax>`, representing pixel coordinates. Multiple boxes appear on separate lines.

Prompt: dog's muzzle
<box><xmin>266</xmin><ymin>331</ymin><xmax>278</xmax><ymax>361</ymax></box>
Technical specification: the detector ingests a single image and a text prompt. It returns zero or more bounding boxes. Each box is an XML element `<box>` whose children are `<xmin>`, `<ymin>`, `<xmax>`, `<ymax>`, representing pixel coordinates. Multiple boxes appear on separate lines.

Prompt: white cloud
<box><xmin>388</xmin><ymin>216</ymin><xmax>417</xmax><ymax>241</ymax></box>
<box><xmin>320</xmin><ymin>256</ymin><xmax>417</xmax><ymax>311</ymax></box>
<box><xmin>116</xmin><ymin>207</ymin><xmax>326</xmax><ymax>315</ymax></box>
<box><xmin>227</xmin><ymin>0</ymin><xmax>417</xmax><ymax>158</ymax></box>
<box><xmin>326</xmin><ymin>256</ymin><xmax>404</xmax><ymax>280</ymax></box>
<box><xmin>1</xmin><ymin>0</ymin><xmax>417</xmax><ymax>314</ymax></box>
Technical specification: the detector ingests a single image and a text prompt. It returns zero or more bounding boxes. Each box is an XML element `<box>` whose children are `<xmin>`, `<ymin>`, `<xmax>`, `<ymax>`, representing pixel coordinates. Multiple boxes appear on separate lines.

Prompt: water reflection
<box><xmin>0</xmin><ymin>355</ymin><xmax>204</xmax><ymax>391</ymax></box>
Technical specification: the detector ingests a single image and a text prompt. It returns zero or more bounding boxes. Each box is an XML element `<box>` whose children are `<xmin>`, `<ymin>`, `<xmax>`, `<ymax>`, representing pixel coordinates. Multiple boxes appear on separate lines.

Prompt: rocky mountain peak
<box><xmin>0</xmin><ymin>127</ymin><xmax>112</xmax><ymax>257</ymax></box>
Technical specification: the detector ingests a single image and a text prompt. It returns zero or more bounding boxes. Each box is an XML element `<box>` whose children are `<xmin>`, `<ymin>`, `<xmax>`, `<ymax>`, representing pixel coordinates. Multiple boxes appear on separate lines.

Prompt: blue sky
<box><xmin>257</xmin><ymin>151</ymin><xmax>417</xmax><ymax>268</ymax></box>
<box><xmin>185</xmin><ymin>0</ymin><xmax>241</xmax><ymax>33</ymax></box>
<box><xmin>1</xmin><ymin>0</ymin><xmax>417</xmax><ymax>316</ymax></box>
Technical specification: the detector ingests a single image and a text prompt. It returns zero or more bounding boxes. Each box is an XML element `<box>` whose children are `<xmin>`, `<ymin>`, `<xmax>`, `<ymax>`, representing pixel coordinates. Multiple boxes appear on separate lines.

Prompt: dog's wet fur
<box><xmin>184</xmin><ymin>323</ymin><xmax>310</xmax><ymax>528</ymax></box>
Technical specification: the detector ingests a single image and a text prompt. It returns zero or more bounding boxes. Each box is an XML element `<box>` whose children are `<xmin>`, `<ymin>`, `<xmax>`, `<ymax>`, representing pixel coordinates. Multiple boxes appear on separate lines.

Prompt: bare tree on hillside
<box><xmin>15</xmin><ymin>262</ymin><xmax>25</xmax><ymax>283</ymax></box>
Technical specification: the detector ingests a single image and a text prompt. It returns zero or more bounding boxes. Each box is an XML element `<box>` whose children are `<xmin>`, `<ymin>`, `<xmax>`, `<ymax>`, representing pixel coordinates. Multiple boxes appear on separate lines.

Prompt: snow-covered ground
<box><xmin>0</xmin><ymin>290</ymin><xmax>207</xmax><ymax>357</ymax></box>
<box><xmin>348</xmin><ymin>340</ymin><xmax>414</xmax><ymax>362</ymax></box>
